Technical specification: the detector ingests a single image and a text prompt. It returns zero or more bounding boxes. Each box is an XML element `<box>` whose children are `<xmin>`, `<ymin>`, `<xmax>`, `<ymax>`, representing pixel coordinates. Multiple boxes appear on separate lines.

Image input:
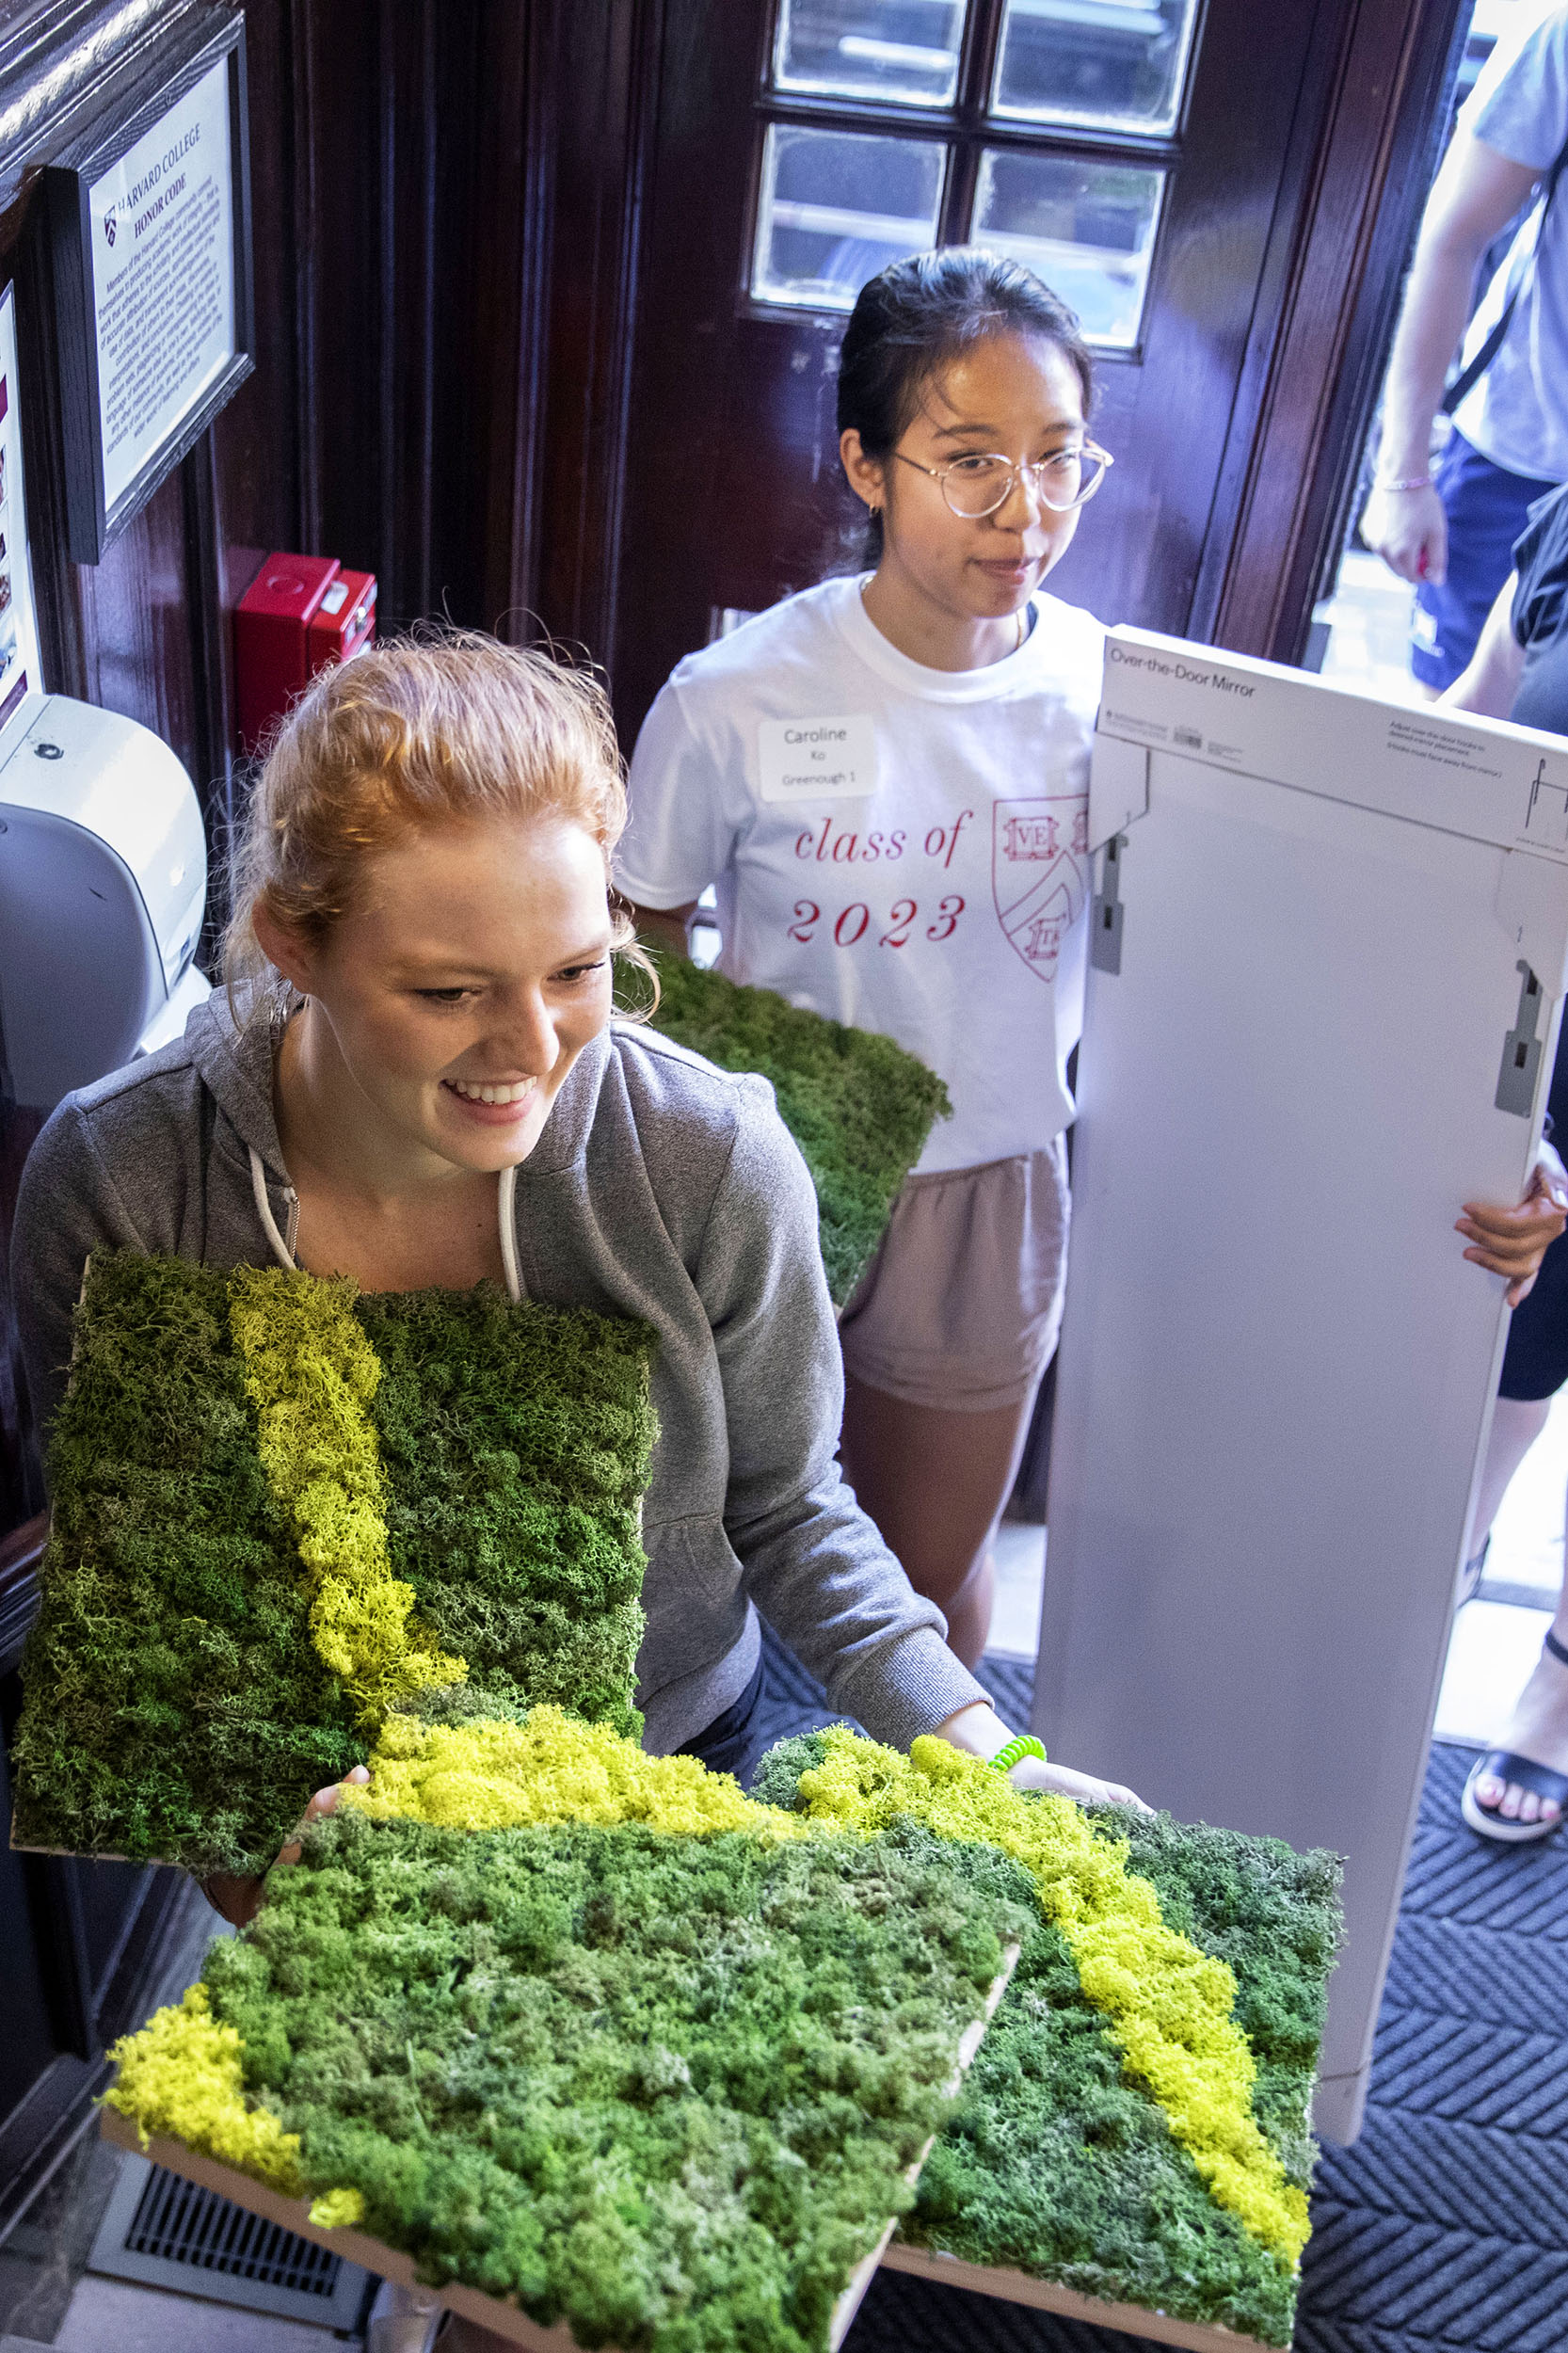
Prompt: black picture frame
<box><xmin>43</xmin><ymin>9</ymin><xmax>254</xmax><ymax>566</ymax></box>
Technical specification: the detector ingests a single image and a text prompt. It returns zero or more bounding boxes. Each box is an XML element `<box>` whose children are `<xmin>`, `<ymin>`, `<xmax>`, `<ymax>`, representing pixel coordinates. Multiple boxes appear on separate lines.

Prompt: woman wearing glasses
<box><xmin>619</xmin><ymin>248</ymin><xmax>1112</xmax><ymax>1666</ymax></box>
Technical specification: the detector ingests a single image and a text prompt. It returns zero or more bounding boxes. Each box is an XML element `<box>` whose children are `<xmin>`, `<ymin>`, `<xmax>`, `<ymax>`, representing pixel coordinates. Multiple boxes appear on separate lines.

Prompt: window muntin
<box><xmin>752</xmin><ymin>123</ymin><xmax>948</xmax><ymax>312</ymax></box>
<box><xmin>750</xmin><ymin>0</ymin><xmax>1187</xmax><ymax>335</ymax></box>
<box><xmin>990</xmin><ymin>0</ymin><xmax>1197</xmax><ymax>136</ymax></box>
<box><xmin>971</xmin><ymin>148</ymin><xmax>1164</xmax><ymax>345</ymax></box>
<box><xmin>773</xmin><ymin>0</ymin><xmax>967</xmax><ymax>107</ymax></box>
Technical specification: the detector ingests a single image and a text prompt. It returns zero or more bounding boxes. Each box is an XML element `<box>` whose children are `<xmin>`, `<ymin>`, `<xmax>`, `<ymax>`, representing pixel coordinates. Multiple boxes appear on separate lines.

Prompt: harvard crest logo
<box><xmin>104</xmin><ymin>210</ymin><xmax>117</xmax><ymax>248</ymax></box>
<box><xmin>993</xmin><ymin>796</ymin><xmax>1088</xmax><ymax>983</ymax></box>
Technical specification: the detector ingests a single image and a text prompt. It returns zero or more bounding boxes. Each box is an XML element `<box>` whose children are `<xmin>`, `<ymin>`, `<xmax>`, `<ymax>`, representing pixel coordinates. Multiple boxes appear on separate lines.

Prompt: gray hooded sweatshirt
<box><xmin>10</xmin><ymin>992</ymin><xmax>986</xmax><ymax>1753</ymax></box>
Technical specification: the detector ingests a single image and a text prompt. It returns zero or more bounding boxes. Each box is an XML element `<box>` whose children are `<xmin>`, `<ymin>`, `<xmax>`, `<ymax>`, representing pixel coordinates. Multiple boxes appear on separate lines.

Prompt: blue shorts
<box><xmin>1410</xmin><ymin>431</ymin><xmax>1557</xmax><ymax>692</ymax></box>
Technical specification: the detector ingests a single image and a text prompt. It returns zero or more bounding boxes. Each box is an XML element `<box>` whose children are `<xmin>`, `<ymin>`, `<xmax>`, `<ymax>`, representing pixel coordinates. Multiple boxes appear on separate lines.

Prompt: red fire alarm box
<box><xmin>234</xmin><ymin>553</ymin><xmax>378</xmax><ymax>758</ymax></box>
<box><xmin>308</xmin><ymin>569</ymin><xmax>376</xmax><ymax>672</ymax></box>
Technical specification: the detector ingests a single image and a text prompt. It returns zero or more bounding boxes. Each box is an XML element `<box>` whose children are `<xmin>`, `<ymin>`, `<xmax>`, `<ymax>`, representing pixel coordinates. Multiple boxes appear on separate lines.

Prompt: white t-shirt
<box><xmin>1452</xmin><ymin>7</ymin><xmax>1568</xmax><ymax>482</ymax></box>
<box><xmin>617</xmin><ymin>575</ymin><xmax>1106</xmax><ymax>1175</ymax></box>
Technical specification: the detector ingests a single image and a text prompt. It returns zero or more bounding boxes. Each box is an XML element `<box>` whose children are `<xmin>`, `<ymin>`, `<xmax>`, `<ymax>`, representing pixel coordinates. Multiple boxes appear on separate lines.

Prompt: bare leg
<box><xmin>1465</xmin><ymin>1395</ymin><xmax>1568</xmax><ymax>1828</ymax></box>
<box><xmin>1465</xmin><ymin>1396</ymin><xmax>1551</xmax><ymax>1560</ymax></box>
<box><xmin>840</xmin><ymin>1373</ymin><xmax>1035</xmax><ymax>1669</ymax></box>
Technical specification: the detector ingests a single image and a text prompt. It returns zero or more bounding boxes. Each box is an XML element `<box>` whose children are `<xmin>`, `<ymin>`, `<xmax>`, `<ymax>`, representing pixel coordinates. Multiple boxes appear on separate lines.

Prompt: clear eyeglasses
<box><xmin>894</xmin><ymin>440</ymin><xmax>1114</xmax><ymax>518</ymax></box>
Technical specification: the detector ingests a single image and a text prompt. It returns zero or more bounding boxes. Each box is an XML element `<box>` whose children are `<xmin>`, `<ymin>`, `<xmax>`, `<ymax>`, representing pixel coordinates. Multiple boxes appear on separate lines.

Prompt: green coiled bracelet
<box><xmin>988</xmin><ymin>1733</ymin><xmax>1047</xmax><ymax>1775</ymax></box>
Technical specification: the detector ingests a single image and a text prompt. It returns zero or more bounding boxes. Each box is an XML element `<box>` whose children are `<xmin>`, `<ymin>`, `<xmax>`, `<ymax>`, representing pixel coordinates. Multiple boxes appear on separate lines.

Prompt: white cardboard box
<box><xmin>1034</xmin><ymin>627</ymin><xmax>1568</xmax><ymax>2142</ymax></box>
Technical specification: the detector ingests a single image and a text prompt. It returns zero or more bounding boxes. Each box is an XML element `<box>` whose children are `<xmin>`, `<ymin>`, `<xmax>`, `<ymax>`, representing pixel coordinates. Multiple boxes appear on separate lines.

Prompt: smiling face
<box><xmin>258</xmin><ymin>813</ymin><xmax>616</xmax><ymax>1176</ymax></box>
<box><xmin>841</xmin><ymin>331</ymin><xmax>1088</xmax><ymax>639</ymax></box>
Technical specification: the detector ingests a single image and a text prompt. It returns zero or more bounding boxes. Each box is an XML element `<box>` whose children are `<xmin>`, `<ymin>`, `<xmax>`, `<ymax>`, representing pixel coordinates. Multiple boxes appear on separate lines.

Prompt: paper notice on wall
<box><xmin>88</xmin><ymin>57</ymin><xmax>234</xmax><ymax>514</ymax></box>
<box><xmin>0</xmin><ymin>281</ymin><xmax>43</xmax><ymax>727</ymax></box>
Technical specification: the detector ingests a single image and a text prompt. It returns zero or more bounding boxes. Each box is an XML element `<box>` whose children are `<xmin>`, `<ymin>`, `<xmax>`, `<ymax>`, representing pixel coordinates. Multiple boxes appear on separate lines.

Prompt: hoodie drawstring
<box><xmin>249</xmin><ymin>1146</ymin><xmax>297</xmax><ymax>1272</ymax></box>
<box><xmin>498</xmin><ymin>1163</ymin><xmax>521</xmax><ymax>1302</ymax></box>
<box><xmin>247</xmin><ymin>1145</ymin><xmax>523</xmax><ymax>1304</ymax></box>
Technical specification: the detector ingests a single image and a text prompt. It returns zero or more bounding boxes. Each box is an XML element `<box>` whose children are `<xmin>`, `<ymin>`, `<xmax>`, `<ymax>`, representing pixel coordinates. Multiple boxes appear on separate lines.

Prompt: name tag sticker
<box><xmin>758</xmin><ymin>714</ymin><xmax>877</xmax><ymax>804</ymax></box>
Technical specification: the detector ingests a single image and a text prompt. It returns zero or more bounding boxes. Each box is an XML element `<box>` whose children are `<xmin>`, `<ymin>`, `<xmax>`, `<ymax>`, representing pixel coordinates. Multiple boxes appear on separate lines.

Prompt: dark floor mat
<box><xmin>1294</xmin><ymin>1742</ymin><xmax>1568</xmax><ymax>2353</ymax></box>
<box><xmin>760</xmin><ymin>1625</ymin><xmax>1568</xmax><ymax>2353</ymax></box>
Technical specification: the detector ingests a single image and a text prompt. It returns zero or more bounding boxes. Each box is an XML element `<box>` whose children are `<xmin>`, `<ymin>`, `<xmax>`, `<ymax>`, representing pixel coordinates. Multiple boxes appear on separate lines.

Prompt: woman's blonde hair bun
<box><xmin>223</xmin><ymin>628</ymin><xmax>654</xmax><ymax>1017</ymax></box>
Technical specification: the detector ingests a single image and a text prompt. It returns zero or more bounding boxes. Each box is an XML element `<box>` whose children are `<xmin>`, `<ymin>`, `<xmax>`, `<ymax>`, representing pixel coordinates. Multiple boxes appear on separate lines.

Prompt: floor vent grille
<box><xmin>88</xmin><ymin>2151</ymin><xmax>367</xmax><ymax>2329</ymax></box>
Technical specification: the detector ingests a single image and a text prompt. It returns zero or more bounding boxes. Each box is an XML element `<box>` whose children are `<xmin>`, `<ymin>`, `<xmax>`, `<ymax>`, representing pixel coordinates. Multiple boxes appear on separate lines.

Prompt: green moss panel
<box><xmin>10</xmin><ymin>1254</ymin><xmax>365</xmax><ymax>1875</ymax></box>
<box><xmin>12</xmin><ymin>1254</ymin><xmax>659</xmax><ymax>1874</ymax></box>
<box><xmin>203</xmin><ymin>1807</ymin><xmax>1032</xmax><ymax>2351</ymax></box>
<box><xmin>356</xmin><ymin>1286</ymin><xmax>657</xmax><ymax>1743</ymax></box>
<box><xmin>752</xmin><ymin>1735</ymin><xmax>1341</xmax><ymax>2347</ymax></box>
<box><xmin>648</xmin><ymin>957</ymin><xmax>952</xmax><ymax>1307</ymax></box>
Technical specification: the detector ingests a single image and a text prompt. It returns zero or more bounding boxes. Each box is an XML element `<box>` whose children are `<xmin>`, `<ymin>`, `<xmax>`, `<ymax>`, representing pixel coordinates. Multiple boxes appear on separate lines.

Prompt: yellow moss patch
<box><xmin>793</xmin><ymin>1728</ymin><xmax>1310</xmax><ymax>2270</ymax></box>
<box><xmin>104</xmin><ymin>1985</ymin><xmax>303</xmax><ymax>2195</ymax></box>
<box><xmin>228</xmin><ymin>1266</ymin><xmax>465</xmax><ymax>1725</ymax></box>
<box><xmin>309</xmin><ymin>2186</ymin><xmax>367</xmax><ymax>2229</ymax></box>
<box><xmin>345</xmin><ymin>1704</ymin><xmax>811</xmax><ymax>1840</ymax></box>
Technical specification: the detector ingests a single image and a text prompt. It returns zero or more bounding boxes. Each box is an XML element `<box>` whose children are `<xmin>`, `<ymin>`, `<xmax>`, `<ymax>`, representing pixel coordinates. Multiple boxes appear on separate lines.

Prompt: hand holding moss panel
<box><xmin>12</xmin><ymin>1253</ymin><xmax>658</xmax><ymax>1874</ymax></box>
<box><xmin>103</xmin><ymin>1709</ymin><xmax>1336</xmax><ymax>2348</ymax></box>
<box><xmin>648</xmin><ymin>957</ymin><xmax>951</xmax><ymax>1305</ymax></box>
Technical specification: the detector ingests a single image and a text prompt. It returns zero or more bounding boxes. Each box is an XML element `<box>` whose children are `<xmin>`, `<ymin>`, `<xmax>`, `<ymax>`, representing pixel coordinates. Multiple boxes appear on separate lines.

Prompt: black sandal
<box><xmin>1461</xmin><ymin>1628</ymin><xmax>1568</xmax><ymax>1845</ymax></box>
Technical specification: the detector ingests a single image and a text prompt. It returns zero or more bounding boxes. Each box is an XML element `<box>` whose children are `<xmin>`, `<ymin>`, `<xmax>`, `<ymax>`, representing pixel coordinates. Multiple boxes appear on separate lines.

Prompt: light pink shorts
<box><xmin>838</xmin><ymin>1138</ymin><xmax>1071</xmax><ymax>1414</ymax></box>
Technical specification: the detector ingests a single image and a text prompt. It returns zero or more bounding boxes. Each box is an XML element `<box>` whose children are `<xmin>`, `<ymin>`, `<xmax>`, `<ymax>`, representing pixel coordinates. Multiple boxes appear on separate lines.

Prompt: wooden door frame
<box><xmin>485</xmin><ymin>0</ymin><xmax>668</xmax><ymax>664</ymax></box>
<box><xmin>512</xmin><ymin>0</ymin><xmax>1469</xmax><ymax>693</ymax></box>
<box><xmin>1194</xmin><ymin>0</ymin><xmax>1469</xmax><ymax>662</ymax></box>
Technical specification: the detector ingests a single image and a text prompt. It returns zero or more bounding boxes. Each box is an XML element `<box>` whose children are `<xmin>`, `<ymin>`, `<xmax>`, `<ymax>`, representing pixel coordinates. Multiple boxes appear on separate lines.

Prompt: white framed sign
<box><xmin>0</xmin><ymin>282</ymin><xmax>42</xmax><ymax>730</ymax></box>
<box><xmin>45</xmin><ymin>12</ymin><xmax>253</xmax><ymax>563</ymax></box>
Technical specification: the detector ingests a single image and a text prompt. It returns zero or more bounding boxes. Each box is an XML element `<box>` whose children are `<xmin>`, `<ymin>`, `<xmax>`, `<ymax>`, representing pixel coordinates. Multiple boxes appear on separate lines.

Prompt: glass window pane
<box><xmin>774</xmin><ymin>0</ymin><xmax>966</xmax><ymax>107</ymax></box>
<box><xmin>752</xmin><ymin>125</ymin><xmax>946</xmax><ymax>312</ymax></box>
<box><xmin>972</xmin><ymin>149</ymin><xmax>1163</xmax><ymax>347</ymax></box>
<box><xmin>991</xmin><ymin>0</ymin><xmax>1198</xmax><ymax>136</ymax></box>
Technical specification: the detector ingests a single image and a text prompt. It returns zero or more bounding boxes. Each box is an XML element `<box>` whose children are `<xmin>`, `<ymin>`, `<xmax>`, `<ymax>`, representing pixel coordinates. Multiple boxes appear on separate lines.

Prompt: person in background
<box><xmin>619</xmin><ymin>247</ymin><xmax>1562</xmax><ymax>1671</ymax></box>
<box><xmin>1445</xmin><ymin>479</ymin><xmax>1568</xmax><ymax>1843</ymax></box>
<box><xmin>620</xmin><ymin>251</ymin><xmax>1109</xmax><ymax>1668</ymax></box>
<box><xmin>1365</xmin><ymin>7</ymin><xmax>1568</xmax><ymax>694</ymax></box>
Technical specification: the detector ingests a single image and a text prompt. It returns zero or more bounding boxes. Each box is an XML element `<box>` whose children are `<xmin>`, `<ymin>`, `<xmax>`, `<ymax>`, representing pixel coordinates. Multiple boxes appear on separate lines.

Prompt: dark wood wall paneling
<box><xmin>529</xmin><ymin>0</ymin><xmax>665</xmax><ymax>662</ymax></box>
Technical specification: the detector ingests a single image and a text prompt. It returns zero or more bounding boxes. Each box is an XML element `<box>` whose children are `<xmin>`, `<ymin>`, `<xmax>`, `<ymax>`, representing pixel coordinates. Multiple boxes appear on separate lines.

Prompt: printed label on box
<box><xmin>1096</xmin><ymin>626</ymin><xmax>1568</xmax><ymax>863</ymax></box>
